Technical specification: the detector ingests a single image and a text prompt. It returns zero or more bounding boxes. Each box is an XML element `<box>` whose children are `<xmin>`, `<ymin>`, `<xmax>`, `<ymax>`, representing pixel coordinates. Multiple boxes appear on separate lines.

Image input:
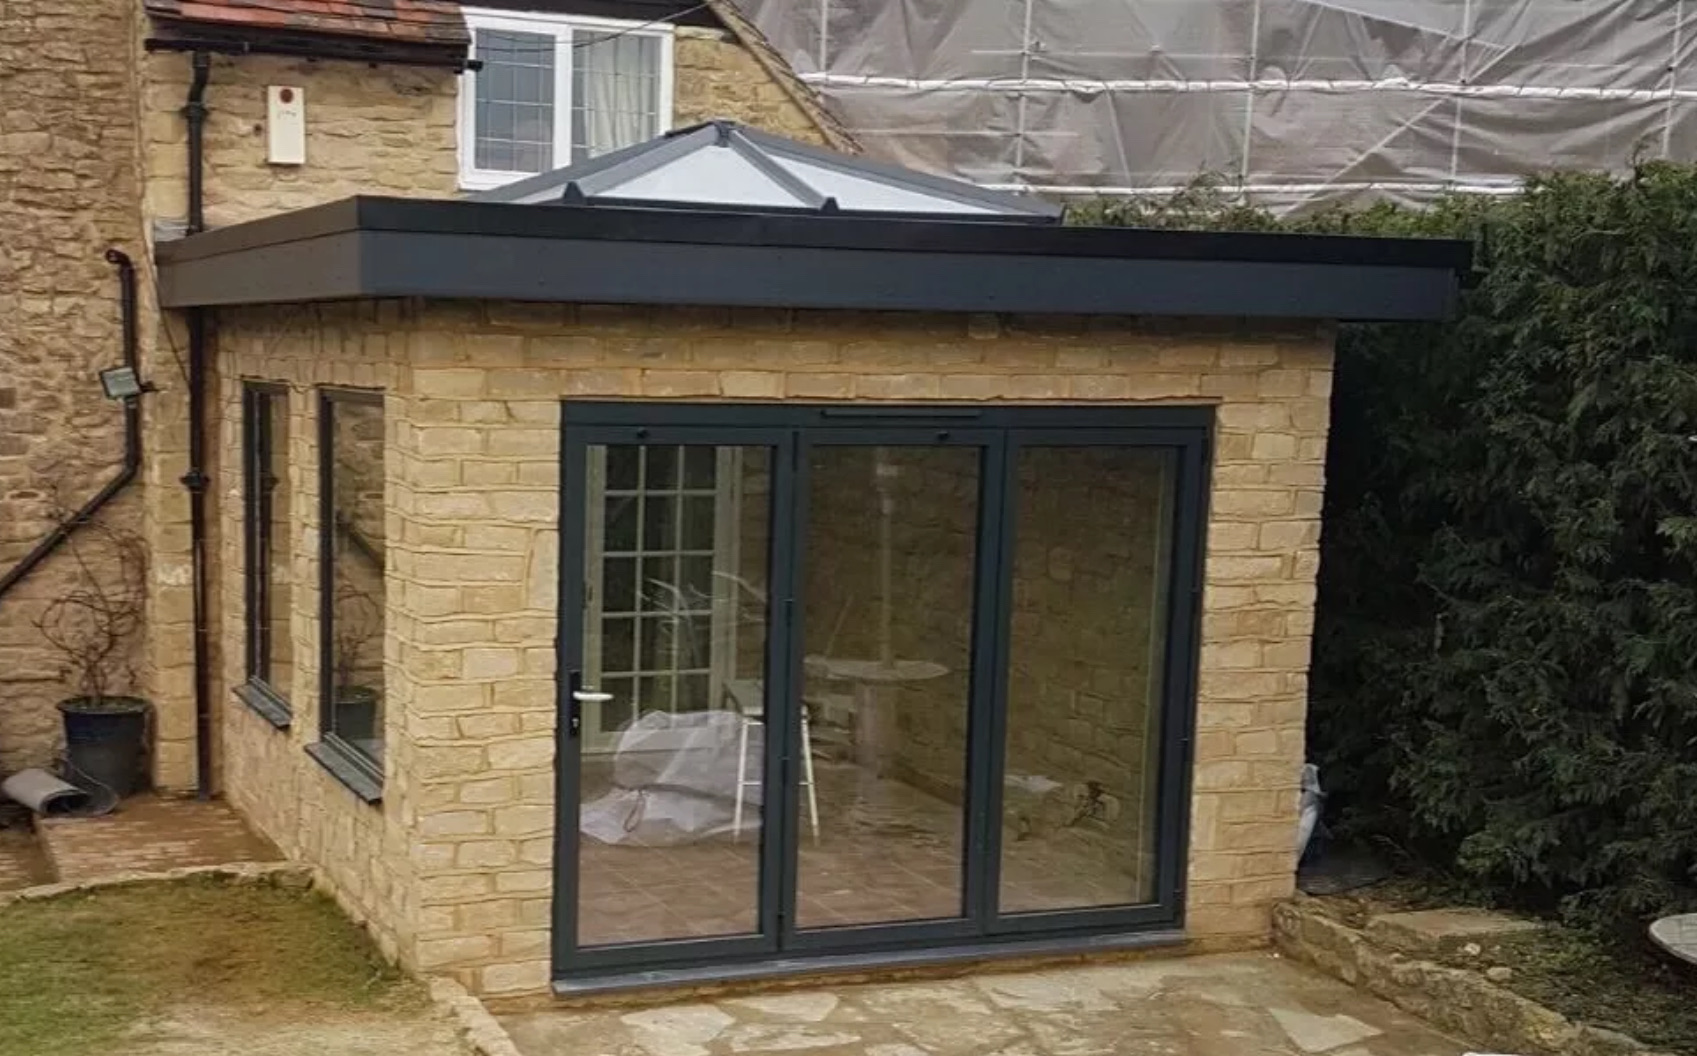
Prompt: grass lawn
<box><xmin>0</xmin><ymin>875</ymin><xmax>432</xmax><ymax>1056</ymax></box>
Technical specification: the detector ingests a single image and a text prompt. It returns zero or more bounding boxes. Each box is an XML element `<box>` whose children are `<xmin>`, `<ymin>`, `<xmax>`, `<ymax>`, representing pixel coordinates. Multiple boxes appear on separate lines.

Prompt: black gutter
<box><xmin>183</xmin><ymin>51</ymin><xmax>214</xmax><ymax>799</ymax></box>
<box><xmin>0</xmin><ymin>250</ymin><xmax>142</xmax><ymax>606</ymax></box>
<box><xmin>144</xmin><ymin>33</ymin><xmax>476</xmax><ymax>71</ymax></box>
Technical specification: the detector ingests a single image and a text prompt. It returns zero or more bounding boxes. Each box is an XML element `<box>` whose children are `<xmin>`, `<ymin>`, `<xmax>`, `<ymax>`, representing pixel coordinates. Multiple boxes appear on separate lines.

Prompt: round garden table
<box><xmin>1650</xmin><ymin>914</ymin><xmax>1697</xmax><ymax>967</ymax></box>
<box><xmin>803</xmin><ymin>657</ymin><xmax>949</xmax><ymax>774</ymax></box>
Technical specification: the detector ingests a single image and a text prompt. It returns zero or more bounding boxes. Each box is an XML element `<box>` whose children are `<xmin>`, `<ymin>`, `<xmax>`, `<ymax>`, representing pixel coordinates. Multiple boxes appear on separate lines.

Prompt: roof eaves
<box><xmin>144</xmin><ymin>0</ymin><xmax>471</xmax><ymax>49</ymax></box>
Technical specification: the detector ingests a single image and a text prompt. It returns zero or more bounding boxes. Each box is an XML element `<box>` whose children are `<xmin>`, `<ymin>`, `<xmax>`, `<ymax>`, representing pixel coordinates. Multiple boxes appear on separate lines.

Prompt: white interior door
<box><xmin>582</xmin><ymin>444</ymin><xmax>742</xmax><ymax>751</ymax></box>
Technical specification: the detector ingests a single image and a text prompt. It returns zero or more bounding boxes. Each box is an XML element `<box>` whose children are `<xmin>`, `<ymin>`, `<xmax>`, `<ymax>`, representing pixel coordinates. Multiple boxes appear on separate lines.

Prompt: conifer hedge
<box><xmin>1086</xmin><ymin>165</ymin><xmax>1697</xmax><ymax>930</ymax></box>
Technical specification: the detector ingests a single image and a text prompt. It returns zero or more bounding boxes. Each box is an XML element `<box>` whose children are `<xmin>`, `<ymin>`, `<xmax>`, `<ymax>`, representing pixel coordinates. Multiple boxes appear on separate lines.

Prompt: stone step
<box><xmin>1364</xmin><ymin>907</ymin><xmax>1542</xmax><ymax>959</ymax></box>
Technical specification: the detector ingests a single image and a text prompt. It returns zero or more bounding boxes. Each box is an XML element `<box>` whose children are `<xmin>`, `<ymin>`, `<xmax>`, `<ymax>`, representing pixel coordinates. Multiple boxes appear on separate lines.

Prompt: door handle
<box><xmin>566</xmin><ymin>670</ymin><xmax>610</xmax><ymax>740</ymax></box>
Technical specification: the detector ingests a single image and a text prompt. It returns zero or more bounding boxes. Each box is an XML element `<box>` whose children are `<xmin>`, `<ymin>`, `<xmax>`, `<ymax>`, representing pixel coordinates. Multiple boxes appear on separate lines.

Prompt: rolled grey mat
<box><xmin>3</xmin><ymin>768</ymin><xmax>94</xmax><ymax>816</ymax></box>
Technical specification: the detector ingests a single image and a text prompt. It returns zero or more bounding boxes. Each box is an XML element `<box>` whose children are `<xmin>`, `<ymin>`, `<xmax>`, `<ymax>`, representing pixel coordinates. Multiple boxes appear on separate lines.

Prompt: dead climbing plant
<box><xmin>30</xmin><ymin>496</ymin><xmax>148</xmax><ymax>708</ymax></box>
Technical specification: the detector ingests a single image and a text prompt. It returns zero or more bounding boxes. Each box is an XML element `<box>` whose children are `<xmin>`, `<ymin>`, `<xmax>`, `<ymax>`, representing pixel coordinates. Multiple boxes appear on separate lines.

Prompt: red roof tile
<box><xmin>145</xmin><ymin>0</ymin><xmax>470</xmax><ymax>48</ymax></box>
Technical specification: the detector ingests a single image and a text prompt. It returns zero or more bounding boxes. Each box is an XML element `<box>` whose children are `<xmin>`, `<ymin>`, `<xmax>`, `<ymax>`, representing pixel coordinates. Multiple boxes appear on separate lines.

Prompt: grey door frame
<box><xmin>552</xmin><ymin>402</ymin><xmax>1212</xmax><ymax>986</ymax></box>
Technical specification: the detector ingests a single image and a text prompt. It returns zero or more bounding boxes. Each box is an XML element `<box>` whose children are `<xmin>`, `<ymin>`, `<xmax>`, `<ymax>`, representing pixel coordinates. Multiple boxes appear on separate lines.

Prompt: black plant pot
<box><xmin>57</xmin><ymin>696</ymin><xmax>150</xmax><ymax>799</ymax></box>
<box><xmin>333</xmin><ymin>685</ymin><xmax>379</xmax><ymax>745</ymax></box>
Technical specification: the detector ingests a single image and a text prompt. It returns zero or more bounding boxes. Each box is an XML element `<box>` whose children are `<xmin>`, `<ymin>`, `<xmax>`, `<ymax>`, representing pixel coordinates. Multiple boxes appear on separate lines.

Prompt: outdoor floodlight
<box><xmin>98</xmin><ymin>365</ymin><xmax>146</xmax><ymax>401</ymax></box>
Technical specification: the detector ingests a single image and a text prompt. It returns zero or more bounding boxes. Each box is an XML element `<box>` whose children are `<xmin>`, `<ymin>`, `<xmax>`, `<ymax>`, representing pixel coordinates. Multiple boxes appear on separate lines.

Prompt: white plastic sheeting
<box><xmin>733</xmin><ymin>0</ymin><xmax>1697</xmax><ymax>213</ymax></box>
<box><xmin>580</xmin><ymin>709</ymin><xmax>762</xmax><ymax>846</ymax></box>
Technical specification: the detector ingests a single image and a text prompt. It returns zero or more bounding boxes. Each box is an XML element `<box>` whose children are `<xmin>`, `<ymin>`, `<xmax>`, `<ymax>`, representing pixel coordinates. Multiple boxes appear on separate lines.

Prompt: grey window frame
<box><xmin>307</xmin><ymin>386</ymin><xmax>387</xmax><ymax>804</ymax></box>
<box><xmin>236</xmin><ymin>381</ymin><xmax>292</xmax><ymax>729</ymax></box>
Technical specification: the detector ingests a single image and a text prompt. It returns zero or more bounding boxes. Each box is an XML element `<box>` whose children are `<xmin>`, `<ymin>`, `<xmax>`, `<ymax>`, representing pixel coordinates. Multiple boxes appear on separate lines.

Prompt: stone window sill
<box><xmin>305</xmin><ymin>738</ymin><xmax>383</xmax><ymax>805</ymax></box>
<box><xmin>233</xmin><ymin>680</ymin><xmax>291</xmax><ymax>730</ymax></box>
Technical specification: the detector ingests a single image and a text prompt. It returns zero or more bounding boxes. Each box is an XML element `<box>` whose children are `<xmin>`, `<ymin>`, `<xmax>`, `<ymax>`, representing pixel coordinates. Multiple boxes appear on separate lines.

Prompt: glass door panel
<box><xmin>575</xmin><ymin>442</ymin><xmax>773</xmax><ymax>948</ymax></box>
<box><xmin>998</xmin><ymin>446</ymin><xmax>1176</xmax><ymax>914</ymax></box>
<box><xmin>796</xmin><ymin>445</ymin><xmax>980</xmax><ymax>929</ymax></box>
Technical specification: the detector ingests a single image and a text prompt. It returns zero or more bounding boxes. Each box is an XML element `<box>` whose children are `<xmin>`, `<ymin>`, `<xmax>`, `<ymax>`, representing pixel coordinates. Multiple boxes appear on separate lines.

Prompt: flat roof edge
<box><xmin>157</xmin><ymin>196</ymin><xmax>1474</xmax><ymax>274</ymax></box>
<box><xmin>160</xmin><ymin>227</ymin><xmax>1462</xmax><ymax>321</ymax></box>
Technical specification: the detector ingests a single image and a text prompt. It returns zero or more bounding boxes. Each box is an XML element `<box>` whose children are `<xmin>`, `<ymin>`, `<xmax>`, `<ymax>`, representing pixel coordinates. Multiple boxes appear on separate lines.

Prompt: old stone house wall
<box><xmin>0</xmin><ymin>0</ymin><xmax>148</xmax><ymax>775</ymax></box>
<box><xmin>213</xmin><ymin>299</ymin><xmax>1332</xmax><ymax>995</ymax></box>
<box><xmin>672</xmin><ymin>27</ymin><xmax>833</xmax><ymax>145</ymax></box>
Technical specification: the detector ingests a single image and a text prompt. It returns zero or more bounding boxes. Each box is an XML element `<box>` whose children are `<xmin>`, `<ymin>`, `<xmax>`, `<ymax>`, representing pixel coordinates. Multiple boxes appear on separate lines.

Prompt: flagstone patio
<box><xmin>499</xmin><ymin>951</ymin><xmax>1471</xmax><ymax>1056</ymax></box>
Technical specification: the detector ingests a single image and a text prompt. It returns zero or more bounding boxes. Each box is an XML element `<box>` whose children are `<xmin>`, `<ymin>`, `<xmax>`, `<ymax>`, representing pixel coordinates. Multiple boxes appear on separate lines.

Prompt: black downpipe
<box><xmin>0</xmin><ymin>250</ymin><xmax>142</xmax><ymax>604</ymax></box>
<box><xmin>183</xmin><ymin>51</ymin><xmax>214</xmax><ymax>799</ymax></box>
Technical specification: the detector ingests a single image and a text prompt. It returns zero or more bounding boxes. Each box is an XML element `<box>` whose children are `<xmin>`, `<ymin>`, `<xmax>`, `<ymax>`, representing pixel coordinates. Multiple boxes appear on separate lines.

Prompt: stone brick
<box><xmin>486</xmin><ymin>737</ymin><xmax>555</xmax><ymax>771</ymax></box>
<box><xmin>480</xmin><ymin>960</ymin><xmax>551</xmax><ymax>994</ymax></box>
<box><xmin>720</xmin><ymin>371</ymin><xmax>784</xmax><ymax>398</ymax></box>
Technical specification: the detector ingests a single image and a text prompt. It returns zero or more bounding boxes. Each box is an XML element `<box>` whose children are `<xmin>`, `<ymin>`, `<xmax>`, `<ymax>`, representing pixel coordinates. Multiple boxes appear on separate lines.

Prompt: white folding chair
<box><xmin>724</xmin><ymin>679</ymin><xmax>819</xmax><ymax>844</ymax></box>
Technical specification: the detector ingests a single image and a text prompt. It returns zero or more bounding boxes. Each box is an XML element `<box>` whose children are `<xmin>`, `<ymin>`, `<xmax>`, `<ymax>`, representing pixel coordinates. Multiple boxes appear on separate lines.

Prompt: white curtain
<box><xmin>576</xmin><ymin>34</ymin><xmax>660</xmax><ymax>162</ymax></box>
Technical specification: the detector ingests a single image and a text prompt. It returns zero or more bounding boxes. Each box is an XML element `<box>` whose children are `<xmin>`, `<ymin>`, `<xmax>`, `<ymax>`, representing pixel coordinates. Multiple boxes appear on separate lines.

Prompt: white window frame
<box><xmin>458</xmin><ymin>7</ymin><xmax>676</xmax><ymax>192</ymax></box>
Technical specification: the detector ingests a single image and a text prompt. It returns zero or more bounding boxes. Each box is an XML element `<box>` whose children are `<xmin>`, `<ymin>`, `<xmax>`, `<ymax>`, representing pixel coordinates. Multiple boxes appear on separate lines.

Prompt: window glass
<box><xmin>463</xmin><ymin>12</ymin><xmax>668</xmax><ymax>184</ymax></box>
<box><xmin>571</xmin><ymin>32</ymin><xmax>662</xmax><ymax>163</ymax></box>
<box><xmin>322</xmin><ymin>392</ymin><xmax>386</xmax><ymax>769</ymax></box>
<box><xmin>242</xmin><ymin>384</ymin><xmax>292</xmax><ymax>704</ymax></box>
<box><xmin>998</xmin><ymin>447</ymin><xmax>1175</xmax><ymax>913</ymax></box>
<box><xmin>475</xmin><ymin>29</ymin><xmax>556</xmax><ymax>173</ymax></box>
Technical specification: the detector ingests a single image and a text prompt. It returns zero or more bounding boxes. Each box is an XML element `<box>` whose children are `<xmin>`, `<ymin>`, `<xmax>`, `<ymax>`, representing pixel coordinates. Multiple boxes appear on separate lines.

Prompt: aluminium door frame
<box><xmin>552</xmin><ymin>401</ymin><xmax>1211</xmax><ymax>983</ymax></box>
<box><xmin>555</xmin><ymin>421</ymin><xmax>793</xmax><ymax>976</ymax></box>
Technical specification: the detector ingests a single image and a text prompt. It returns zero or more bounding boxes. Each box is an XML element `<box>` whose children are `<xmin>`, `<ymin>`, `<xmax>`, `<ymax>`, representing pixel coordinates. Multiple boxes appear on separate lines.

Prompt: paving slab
<box><xmin>37</xmin><ymin>794</ymin><xmax>280</xmax><ymax>883</ymax></box>
<box><xmin>0</xmin><ymin>824</ymin><xmax>51</xmax><ymax>890</ymax></box>
<box><xmin>502</xmin><ymin>953</ymin><xmax>1472</xmax><ymax>1056</ymax></box>
<box><xmin>1365</xmin><ymin>909</ymin><xmax>1541</xmax><ymax>958</ymax></box>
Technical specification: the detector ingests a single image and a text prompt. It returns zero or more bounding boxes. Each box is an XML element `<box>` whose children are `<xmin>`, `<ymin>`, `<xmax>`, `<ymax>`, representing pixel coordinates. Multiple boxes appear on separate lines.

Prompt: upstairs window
<box><xmin>459</xmin><ymin>8</ymin><xmax>674</xmax><ymax>190</ymax></box>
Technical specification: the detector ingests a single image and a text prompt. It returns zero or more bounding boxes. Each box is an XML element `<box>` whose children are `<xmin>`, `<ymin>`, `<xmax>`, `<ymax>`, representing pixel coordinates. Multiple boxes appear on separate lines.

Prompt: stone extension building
<box><xmin>0</xmin><ymin>0</ymin><xmax>1470</xmax><ymax>1000</ymax></box>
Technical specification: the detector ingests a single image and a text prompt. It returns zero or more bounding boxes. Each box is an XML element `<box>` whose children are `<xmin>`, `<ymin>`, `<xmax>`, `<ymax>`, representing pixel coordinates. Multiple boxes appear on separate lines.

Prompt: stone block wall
<box><xmin>673</xmin><ymin>27</ymin><xmax>833</xmax><ymax>145</ymax></box>
<box><xmin>214</xmin><ymin>308</ymin><xmax>415</xmax><ymax>959</ymax></box>
<box><xmin>211</xmin><ymin>299</ymin><xmax>1332</xmax><ymax>995</ymax></box>
<box><xmin>0</xmin><ymin>0</ymin><xmax>147</xmax><ymax>775</ymax></box>
<box><xmin>140</xmin><ymin>52</ymin><xmax>459</xmax><ymax>230</ymax></box>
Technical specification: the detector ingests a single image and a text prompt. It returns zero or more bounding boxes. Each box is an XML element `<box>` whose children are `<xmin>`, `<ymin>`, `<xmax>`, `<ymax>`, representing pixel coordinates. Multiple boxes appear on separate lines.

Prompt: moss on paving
<box><xmin>0</xmin><ymin>875</ymin><xmax>426</xmax><ymax>1056</ymax></box>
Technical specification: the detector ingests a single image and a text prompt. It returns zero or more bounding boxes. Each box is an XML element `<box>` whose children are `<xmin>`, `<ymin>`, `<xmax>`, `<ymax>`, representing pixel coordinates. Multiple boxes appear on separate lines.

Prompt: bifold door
<box><xmin>554</xmin><ymin>405</ymin><xmax>1208</xmax><ymax>984</ymax></box>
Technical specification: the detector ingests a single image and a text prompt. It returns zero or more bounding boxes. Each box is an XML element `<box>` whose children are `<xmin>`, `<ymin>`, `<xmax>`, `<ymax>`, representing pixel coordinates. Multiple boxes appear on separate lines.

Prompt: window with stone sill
<box><xmin>239</xmin><ymin>381</ymin><xmax>293</xmax><ymax>728</ymax></box>
<box><xmin>458</xmin><ymin>7</ymin><xmax>675</xmax><ymax>191</ymax></box>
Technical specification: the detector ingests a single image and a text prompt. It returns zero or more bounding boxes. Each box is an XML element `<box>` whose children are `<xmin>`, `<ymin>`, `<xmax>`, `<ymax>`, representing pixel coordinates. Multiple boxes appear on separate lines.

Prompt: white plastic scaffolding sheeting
<box><xmin>733</xmin><ymin>0</ymin><xmax>1697</xmax><ymax>213</ymax></box>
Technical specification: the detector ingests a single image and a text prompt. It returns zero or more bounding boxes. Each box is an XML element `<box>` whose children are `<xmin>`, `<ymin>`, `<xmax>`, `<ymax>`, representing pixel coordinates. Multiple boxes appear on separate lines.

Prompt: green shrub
<box><xmin>1082</xmin><ymin>165</ymin><xmax>1697</xmax><ymax>930</ymax></box>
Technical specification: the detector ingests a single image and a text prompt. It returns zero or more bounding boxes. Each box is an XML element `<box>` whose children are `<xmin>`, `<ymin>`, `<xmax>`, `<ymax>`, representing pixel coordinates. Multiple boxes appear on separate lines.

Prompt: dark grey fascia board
<box><xmin>158</xmin><ymin>225</ymin><xmax>1461</xmax><ymax>321</ymax></box>
<box><xmin>157</xmin><ymin>196</ymin><xmax>1474</xmax><ymax>272</ymax></box>
<box><xmin>158</xmin><ymin>229</ymin><xmax>366</xmax><ymax>308</ymax></box>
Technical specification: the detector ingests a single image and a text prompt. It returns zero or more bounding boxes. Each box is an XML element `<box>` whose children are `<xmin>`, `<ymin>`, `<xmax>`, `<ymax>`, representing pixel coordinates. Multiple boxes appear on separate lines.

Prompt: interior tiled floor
<box><xmin>576</xmin><ymin>757</ymin><xmax>1146</xmax><ymax>949</ymax></box>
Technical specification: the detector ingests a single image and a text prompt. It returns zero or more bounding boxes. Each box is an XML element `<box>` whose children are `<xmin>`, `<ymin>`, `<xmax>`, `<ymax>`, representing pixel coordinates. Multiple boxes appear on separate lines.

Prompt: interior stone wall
<box><xmin>802</xmin><ymin>447</ymin><xmax>977</xmax><ymax>795</ymax></box>
<box><xmin>1001</xmin><ymin>447</ymin><xmax>1170</xmax><ymax>893</ymax></box>
<box><xmin>801</xmin><ymin>446</ymin><xmax>1170</xmax><ymax>894</ymax></box>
